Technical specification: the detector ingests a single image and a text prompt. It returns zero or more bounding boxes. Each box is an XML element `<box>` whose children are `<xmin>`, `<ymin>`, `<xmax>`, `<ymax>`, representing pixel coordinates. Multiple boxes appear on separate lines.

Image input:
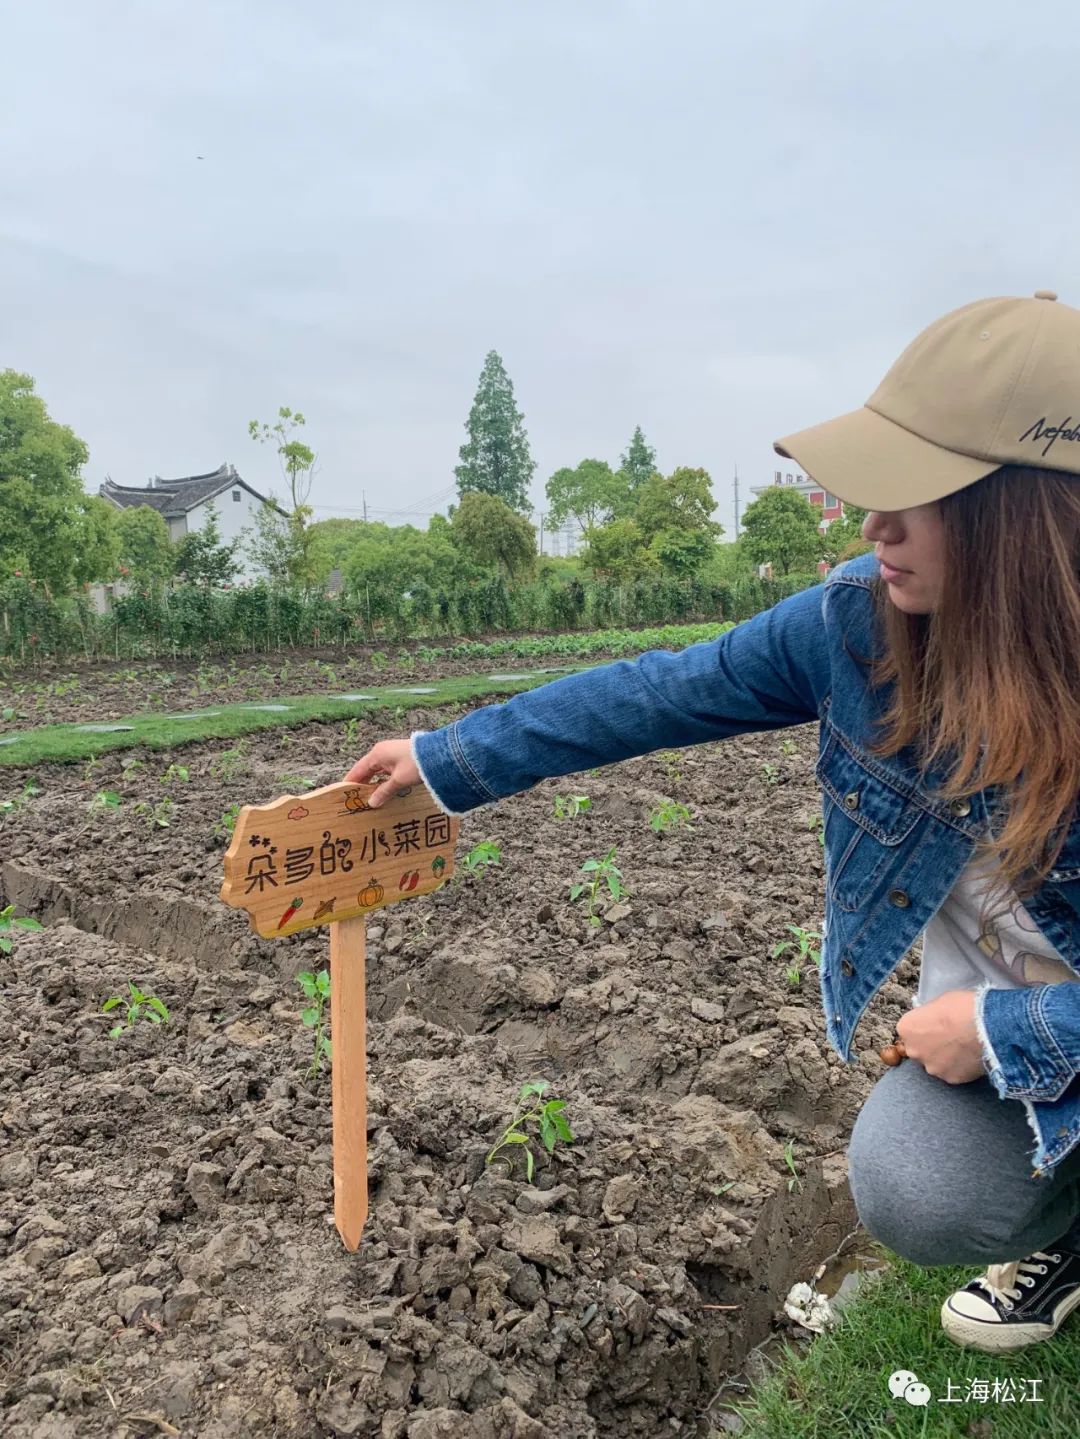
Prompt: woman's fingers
<box><xmin>344</xmin><ymin>740</ymin><xmax>420</xmax><ymax>808</ymax></box>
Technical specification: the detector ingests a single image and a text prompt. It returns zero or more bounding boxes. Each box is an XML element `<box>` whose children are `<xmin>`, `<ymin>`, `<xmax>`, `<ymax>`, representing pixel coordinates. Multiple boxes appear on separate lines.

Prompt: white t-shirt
<box><xmin>915</xmin><ymin>855</ymin><xmax>1079</xmax><ymax>1007</ymax></box>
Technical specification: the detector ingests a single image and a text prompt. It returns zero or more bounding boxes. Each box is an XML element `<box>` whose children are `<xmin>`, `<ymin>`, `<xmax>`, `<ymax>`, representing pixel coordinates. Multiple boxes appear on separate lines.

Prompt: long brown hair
<box><xmin>859</xmin><ymin>465</ymin><xmax>1080</xmax><ymax>924</ymax></box>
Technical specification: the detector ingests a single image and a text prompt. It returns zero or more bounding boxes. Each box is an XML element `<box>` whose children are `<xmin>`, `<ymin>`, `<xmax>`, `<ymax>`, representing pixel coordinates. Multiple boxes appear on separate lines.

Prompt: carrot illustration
<box><xmin>277</xmin><ymin>896</ymin><xmax>304</xmax><ymax>930</ymax></box>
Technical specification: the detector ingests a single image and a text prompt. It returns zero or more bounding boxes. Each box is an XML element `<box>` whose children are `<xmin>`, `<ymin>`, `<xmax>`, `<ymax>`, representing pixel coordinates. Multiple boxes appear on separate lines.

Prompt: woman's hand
<box><xmin>344</xmin><ymin>739</ymin><xmax>420</xmax><ymax>808</ymax></box>
<box><xmin>895</xmin><ymin>989</ymin><xmax>987</xmax><ymax>1084</ymax></box>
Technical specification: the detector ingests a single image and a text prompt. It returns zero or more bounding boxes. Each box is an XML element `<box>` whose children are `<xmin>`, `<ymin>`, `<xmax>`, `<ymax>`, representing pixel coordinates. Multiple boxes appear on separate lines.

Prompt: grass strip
<box><xmin>0</xmin><ymin>669</ymin><xmax>591</xmax><ymax>768</ymax></box>
<box><xmin>723</xmin><ymin>1249</ymin><xmax>1080</xmax><ymax>1437</ymax></box>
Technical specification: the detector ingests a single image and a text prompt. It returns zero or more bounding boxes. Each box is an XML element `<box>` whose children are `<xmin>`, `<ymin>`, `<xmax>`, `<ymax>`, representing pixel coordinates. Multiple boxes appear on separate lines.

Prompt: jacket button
<box><xmin>841</xmin><ymin>959</ymin><xmax>855</xmax><ymax>977</ymax></box>
<box><xmin>949</xmin><ymin>797</ymin><xmax>972</xmax><ymax>816</ymax></box>
<box><xmin>888</xmin><ymin>888</ymin><xmax>911</xmax><ymax>908</ymax></box>
<box><xmin>843</xmin><ymin>791</ymin><xmax>860</xmax><ymax>809</ymax></box>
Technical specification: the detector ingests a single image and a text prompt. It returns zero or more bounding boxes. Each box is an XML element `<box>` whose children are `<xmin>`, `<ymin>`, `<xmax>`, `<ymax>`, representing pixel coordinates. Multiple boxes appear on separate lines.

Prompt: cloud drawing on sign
<box><xmin>287</xmin><ymin>806</ymin><xmax>309</xmax><ymax>821</ymax></box>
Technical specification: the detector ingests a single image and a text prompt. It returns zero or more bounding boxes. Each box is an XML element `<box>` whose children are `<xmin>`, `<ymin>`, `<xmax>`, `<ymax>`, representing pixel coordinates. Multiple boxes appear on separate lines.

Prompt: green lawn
<box><xmin>722</xmin><ymin>1247</ymin><xmax>1080</xmax><ymax>1437</ymax></box>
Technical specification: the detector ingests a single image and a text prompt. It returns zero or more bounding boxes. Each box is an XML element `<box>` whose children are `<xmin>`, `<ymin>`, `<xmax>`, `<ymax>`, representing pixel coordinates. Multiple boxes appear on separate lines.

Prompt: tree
<box><xmin>249</xmin><ymin>407</ymin><xmax>317</xmax><ymax>511</ymax></box>
<box><xmin>451</xmin><ymin>491</ymin><xmax>537</xmax><ymax>579</ymax></box>
<box><xmin>173</xmin><ymin>502</ymin><xmax>241</xmax><ymax>587</ymax></box>
<box><xmin>342</xmin><ymin>519</ymin><xmax>479</xmax><ymax>596</ymax></box>
<box><xmin>619</xmin><ymin>425</ymin><xmax>657</xmax><ymax>494</ymax></box>
<box><xmin>115</xmin><ymin>505</ymin><xmax>174</xmax><ymax>591</ymax></box>
<box><xmin>0</xmin><ymin>370</ymin><xmax>89</xmax><ymax>592</ymax></box>
<box><xmin>545</xmin><ymin>458</ymin><xmax>629</xmax><ymax>532</ymax></box>
<box><xmin>631</xmin><ymin>466</ymin><xmax>722</xmax><ymax>578</ymax></box>
<box><xmin>246</xmin><ymin>498</ymin><xmax>317</xmax><ymax>588</ymax></box>
<box><xmin>71</xmin><ymin>496</ymin><xmax>121</xmax><ymax>588</ymax></box>
<box><xmin>454</xmin><ymin>351</ymin><xmax>535</xmax><ymax>513</ymax></box>
<box><xmin>739</xmin><ymin>487</ymin><xmax>825</xmax><ymax>576</ymax></box>
<box><xmin>581</xmin><ymin>517</ymin><xmax>658</xmax><ymax>582</ymax></box>
<box><xmin>822</xmin><ymin>505</ymin><xmax>871</xmax><ymax>565</ymax></box>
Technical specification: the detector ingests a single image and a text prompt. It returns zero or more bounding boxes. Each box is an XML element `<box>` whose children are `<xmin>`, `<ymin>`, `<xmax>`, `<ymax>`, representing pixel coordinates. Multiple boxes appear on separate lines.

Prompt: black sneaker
<box><xmin>941</xmin><ymin>1247</ymin><xmax>1080</xmax><ymax>1352</ymax></box>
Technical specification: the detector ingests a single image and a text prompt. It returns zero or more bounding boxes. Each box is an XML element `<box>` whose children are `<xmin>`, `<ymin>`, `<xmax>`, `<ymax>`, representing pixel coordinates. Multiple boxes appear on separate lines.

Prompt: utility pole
<box><xmin>733</xmin><ymin>464</ymin><xmax>740</xmax><ymax>538</ymax></box>
<box><xmin>362</xmin><ymin>491</ymin><xmax>368</xmax><ymax>522</ymax></box>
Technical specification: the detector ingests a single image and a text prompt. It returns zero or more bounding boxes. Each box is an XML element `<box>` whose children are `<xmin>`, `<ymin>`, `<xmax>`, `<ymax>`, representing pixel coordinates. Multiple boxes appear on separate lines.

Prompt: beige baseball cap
<box><xmin>774</xmin><ymin>290</ymin><xmax>1080</xmax><ymax>511</ymax></box>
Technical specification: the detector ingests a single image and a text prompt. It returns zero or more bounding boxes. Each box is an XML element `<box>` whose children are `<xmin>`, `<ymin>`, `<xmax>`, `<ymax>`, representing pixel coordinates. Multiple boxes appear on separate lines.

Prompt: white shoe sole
<box><xmin>941</xmin><ymin>1282</ymin><xmax>1080</xmax><ymax>1353</ymax></box>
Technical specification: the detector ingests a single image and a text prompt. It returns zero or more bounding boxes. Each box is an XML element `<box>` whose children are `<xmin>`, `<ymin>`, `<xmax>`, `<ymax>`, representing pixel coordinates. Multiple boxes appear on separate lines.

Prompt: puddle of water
<box><xmin>76</xmin><ymin>724</ymin><xmax>136</xmax><ymax>733</ymax></box>
<box><xmin>0</xmin><ymin>736</ymin><xmax>21</xmax><ymax>747</ymax></box>
<box><xmin>488</xmin><ymin>672</ymin><xmax>534</xmax><ymax>681</ymax></box>
<box><xmin>163</xmin><ymin>710</ymin><xmax>223</xmax><ymax>719</ymax></box>
<box><xmin>335</xmin><ymin>693</ymin><xmax>377</xmax><ymax>701</ymax></box>
<box><xmin>244</xmin><ymin>704</ymin><xmax>292</xmax><ymax>712</ymax></box>
<box><xmin>390</xmin><ymin>687</ymin><xmax>438</xmax><ymax>694</ymax></box>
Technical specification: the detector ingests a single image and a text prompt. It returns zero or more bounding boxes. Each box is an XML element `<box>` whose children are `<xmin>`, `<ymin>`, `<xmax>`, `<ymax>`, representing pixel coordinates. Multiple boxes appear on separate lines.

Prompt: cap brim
<box><xmin>774</xmin><ymin>406</ymin><xmax>998</xmax><ymax>510</ymax></box>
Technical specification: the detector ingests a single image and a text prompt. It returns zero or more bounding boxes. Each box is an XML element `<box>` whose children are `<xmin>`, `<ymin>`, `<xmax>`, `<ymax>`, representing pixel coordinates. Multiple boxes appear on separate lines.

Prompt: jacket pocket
<box><xmin>816</xmin><ymin>729</ymin><xmax>924</xmax><ymax>912</ymax></box>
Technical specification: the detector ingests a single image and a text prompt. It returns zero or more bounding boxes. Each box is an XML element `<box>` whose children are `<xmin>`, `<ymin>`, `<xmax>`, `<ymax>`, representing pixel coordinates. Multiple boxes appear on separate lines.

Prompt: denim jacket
<box><xmin>413</xmin><ymin>551</ymin><xmax>1080</xmax><ymax>1180</ymax></box>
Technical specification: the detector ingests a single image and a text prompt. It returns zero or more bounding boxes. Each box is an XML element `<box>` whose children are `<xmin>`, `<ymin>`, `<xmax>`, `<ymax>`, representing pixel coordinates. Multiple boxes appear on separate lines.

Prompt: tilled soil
<box><xmin>0</xmin><ymin>704</ymin><xmax>920</xmax><ymax>1437</ymax></box>
<box><xmin>1</xmin><ymin>644</ymin><xmax>656</xmax><ymax>731</ymax></box>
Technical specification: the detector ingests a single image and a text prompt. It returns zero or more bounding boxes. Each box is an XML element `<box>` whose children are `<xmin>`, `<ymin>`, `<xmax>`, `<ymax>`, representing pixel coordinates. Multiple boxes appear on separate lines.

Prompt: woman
<box><xmin>347</xmin><ymin>290</ymin><xmax>1080</xmax><ymax>1355</ymax></box>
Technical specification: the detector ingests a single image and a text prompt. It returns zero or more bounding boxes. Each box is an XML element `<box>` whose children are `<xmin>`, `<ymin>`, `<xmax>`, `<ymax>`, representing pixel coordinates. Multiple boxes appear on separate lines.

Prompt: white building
<box><xmin>100</xmin><ymin>463</ymin><xmax>276</xmax><ymax>583</ymax></box>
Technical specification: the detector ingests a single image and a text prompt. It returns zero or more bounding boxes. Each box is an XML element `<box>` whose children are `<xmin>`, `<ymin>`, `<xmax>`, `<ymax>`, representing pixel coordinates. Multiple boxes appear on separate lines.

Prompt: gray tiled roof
<box><xmin>100</xmin><ymin>464</ymin><xmax>271</xmax><ymax>517</ymax></box>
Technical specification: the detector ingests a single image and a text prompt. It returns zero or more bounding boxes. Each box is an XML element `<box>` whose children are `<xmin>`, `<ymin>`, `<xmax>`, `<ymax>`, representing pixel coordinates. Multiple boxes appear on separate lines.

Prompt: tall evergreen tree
<box><xmin>455</xmin><ymin>351</ymin><xmax>535</xmax><ymax>514</ymax></box>
<box><xmin>619</xmin><ymin>425</ymin><xmax>657</xmax><ymax>493</ymax></box>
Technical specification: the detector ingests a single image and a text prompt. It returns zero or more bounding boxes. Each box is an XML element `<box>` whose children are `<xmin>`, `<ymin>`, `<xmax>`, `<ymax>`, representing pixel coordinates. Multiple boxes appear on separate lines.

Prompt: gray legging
<box><xmin>847</xmin><ymin>1059</ymin><xmax>1080</xmax><ymax>1266</ymax></box>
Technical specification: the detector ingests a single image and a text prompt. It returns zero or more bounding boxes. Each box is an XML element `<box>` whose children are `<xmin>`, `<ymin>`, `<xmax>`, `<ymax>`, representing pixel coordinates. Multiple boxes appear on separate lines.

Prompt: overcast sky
<box><xmin>4</xmin><ymin>0</ymin><xmax>1080</xmax><ymax>538</ymax></box>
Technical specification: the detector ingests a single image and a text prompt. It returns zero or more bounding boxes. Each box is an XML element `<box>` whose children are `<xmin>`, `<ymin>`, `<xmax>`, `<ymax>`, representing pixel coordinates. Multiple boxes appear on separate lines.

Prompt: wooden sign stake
<box><xmin>220</xmin><ymin>780</ymin><xmax>459</xmax><ymax>1250</ymax></box>
<box><xmin>331</xmin><ymin>915</ymin><xmax>368</xmax><ymax>1250</ymax></box>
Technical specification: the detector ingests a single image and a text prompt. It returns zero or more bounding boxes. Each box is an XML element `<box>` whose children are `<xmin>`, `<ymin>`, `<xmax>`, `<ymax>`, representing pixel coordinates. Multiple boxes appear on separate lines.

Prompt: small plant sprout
<box><xmin>569</xmin><ymin>846</ymin><xmax>629</xmax><ymax>926</ymax></box>
<box><xmin>90</xmin><ymin>790</ymin><xmax>122</xmax><ymax>812</ymax></box>
<box><xmin>102</xmin><ymin>981</ymin><xmax>169</xmax><ymax>1038</ymax></box>
<box><xmin>553</xmin><ymin>794</ymin><xmax>591</xmax><ymax>820</ymax></box>
<box><xmin>807</xmin><ymin>813</ymin><xmax>825</xmax><ymax>848</ymax></box>
<box><xmin>134</xmin><ymin>797</ymin><xmax>175</xmax><ymax>829</ymax></box>
<box><xmin>160</xmin><ymin>763</ymin><xmax>190</xmax><ymax>785</ymax></box>
<box><xmin>485</xmin><ymin>1080</ymin><xmax>575</xmax><ymax>1183</ymax></box>
<box><xmin>278</xmin><ymin>773</ymin><xmax>316</xmax><ymax>792</ymax></box>
<box><xmin>658</xmin><ymin>750</ymin><xmax>683</xmax><ymax>784</ymax></box>
<box><xmin>214</xmin><ymin>802</ymin><xmax>243</xmax><ymax>840</ymax></box>
<box><xmin>211</xmin><ymin>746</ymin><xmax>246</xmax><ymax>782</ymax></box>
<box><xmin>0</xmin><ymin>904</ymin><xmax>43</xmax><ymax>954</ymax></box>
<box><xmin>460</xmin><ymin>841</ymin><xmax>502</xmax><ymax>881</ymax></box>
<box><xmin>781</xmin><ymin>737</ymin><xmax>798</xmax><ymax>757</ymax></box>
<box><xmin>297</xmin><ymin>969</ymin><xmax>332</xmax><ymax>1079</ymax></box>
<box><xmin>784</xmin><ymin>962</ymin><xmax>803</xmax><ymax>988</ymax></box>
<box><xmin>649</xmin><ymin>797</ymin><xmax>692</xmax><ymax>834</ymax></box>
<box><xmin>1</xmin><ymin>780</ymin><xmax>41</xmax><ymax>819</ymax></box>
<box><xmin>344</xmin><ymin>716</ymin><xmax>361</xmax><ymax>748</ymax></box>
<box><xmin>771</xmin><ymin>924</ymin><xmax>822</xmax><ymax>969</ymax></box>
<box><xmin>81</xmin><ymin>753</ymin><xmax>102</xmax><ymax>786</ymax></box>
<box><xmin>784</xmin><ymin>1140</ymin><xmax>803</xmax><ymax>1194</ymax></box>
<box><xmin>120</xmin><ymin>756</ymin><xmax>145</xmax><ymax>776</ymax></box>
<box><xmin>761</xmin><ymin>761</ymin><xmax>780</xmax><ymax>786</ymax></box>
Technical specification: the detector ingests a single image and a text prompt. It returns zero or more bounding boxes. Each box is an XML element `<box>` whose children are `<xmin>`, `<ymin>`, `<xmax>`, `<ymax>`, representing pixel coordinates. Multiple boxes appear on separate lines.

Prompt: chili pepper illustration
<box><xmin>407</xmin><ymin>870</ymin><xmax>420</xmax><ymax>891</ymax></box>
<box><xmin>398</xmin><ymin>869</ymin><xmax>420</xmax><ymax>891</ymax></box>
<box><xmin>277</xmin><ymin>896</ymin><xmax>304</xmax><ymax>930</ymax></box>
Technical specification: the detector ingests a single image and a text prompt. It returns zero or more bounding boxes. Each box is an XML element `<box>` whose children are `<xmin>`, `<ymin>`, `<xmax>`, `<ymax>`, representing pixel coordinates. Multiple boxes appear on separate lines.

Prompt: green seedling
<box><xmin>160</xmin><ymin>763</ymin><xmax>189</xmax><ymax>785</ymax></box>
<box><xmin>569</xmin><ymin>846</ymin><xmax>629</xmax><ymax>926</ymax></box>
<box><xmin>82</xmin><ymin>754</ymin><xmax>102</xmax><ymax>786</ymax></box>
<box><xmin>278</xmin><ymin>773</ymin><xmax>316</xmax><ymax>792</ymax></box>
<box><xmin>771</xmin><ymin>923</ymin><xmax>822</xmax><ymax>969</ymax></box>
<box><xmin>807</xmin><ymin>813</ymin><xmax>825</xmax><ymax>848</ymax></box>
<box><xmin>761</xmin><ymin>761</ymin><xmax>780</xmax><ymax>786</ymax></box>
<box><xmin>344</xmin><ymin>716</ymin><xmax>361</xmax><ymax>748</ymax></box>
<box><xmin>297</xmin><ymin>969</ymin><xmax>332</xmax><ymax>1079</ymax></box>
<box><xmin>120</xmin><ymin>756</ymin><xmax>145</xmax><ymax>776</ymax></box>
<box><xmin>486</xmin><ymin>1079</ymin><xmax>574</xmax><ymax>1183</ymax></box>
<box><xmin>90</xmin><ymin>790</ymin><xmax>122</xmax><ymax>812</ymax></box>
<box><xmin>102</xmin><ymin>981</ymin><xmax>169</xmax><ymax>1038</ymax></box>
<box><xmin>658</xmin><ymin>750</ymin><xmax>683</xmax><ymax>784</ymax></box>
<box><xmin>0</xmin><ymin>904</ymin><xmax>43</xmax><ymax>954</ymax></box>
<box><xmin>460</xmin><ymin>841</ymin><xmax>502</xmax><ymax>881</ymax></box>
<box><xmin>369</xmin><ymin>650</ymin><xmax>389</xmax><ymax>672</ymax></box>
<box><xmin>553</xmin><ymin>794</ymin><xmax>591</xmax><ymax>820</ymax></box>
<box><xmin>649</xmin><ymin>797</ymin><xmax>692</xmax><ymax>833</ymax></box>
<box><xmin>784</xmin><ymin>963</ymin><xmax>803</xmax><ymax>988</ymax></box>
<box><xmin>784</xmin><ymin>1139</ymin><xmax>803</xmax><ymax>1193</ymax></box>
<box><xmin>134</xmin><ymin>797</ymin><xmax>175</xmax><ymax>829</ymax></box>
<box><xmin>214</xmin><ymin>802</ymin><xmax>242</xmax><ymax>839</ymax></box>
<box><xmin>1</xmin><ymin>781</ymin><xmax>41</xmax><ymax>819</ymax></box>
<box><xmin>711</xmin><ymin>1181</ymin><xmax>736</xmax><ymax>1196</ymax></box>
<box><xmin>781</xmin><ymin>738</ymin><xmax>798</xmax><ymax>757</ymax></box>
<box><xmin>2</xmin><ymin>705</ymin><xmax>15</xmax><ymax>721</ymax></box>
<box><xmin>211</xmin><ymin>746</ymin><xmax>247</xmax><ymax>782</ymax></box>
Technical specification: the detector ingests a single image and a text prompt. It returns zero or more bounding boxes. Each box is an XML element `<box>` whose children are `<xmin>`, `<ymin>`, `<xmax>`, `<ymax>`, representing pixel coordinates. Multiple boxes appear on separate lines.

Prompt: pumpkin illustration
<box><xmin>358</xmin><ymin>877</ymin><xmax>384</xmax><ymax>908</ymax></box>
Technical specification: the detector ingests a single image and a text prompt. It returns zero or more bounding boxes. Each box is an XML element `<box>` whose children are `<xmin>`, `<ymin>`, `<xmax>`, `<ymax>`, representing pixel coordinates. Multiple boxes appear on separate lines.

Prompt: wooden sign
<box><xmin>220</xmin><ymin>780</ymin><xmax>459</xmax><ymax>1250</ymax></box>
